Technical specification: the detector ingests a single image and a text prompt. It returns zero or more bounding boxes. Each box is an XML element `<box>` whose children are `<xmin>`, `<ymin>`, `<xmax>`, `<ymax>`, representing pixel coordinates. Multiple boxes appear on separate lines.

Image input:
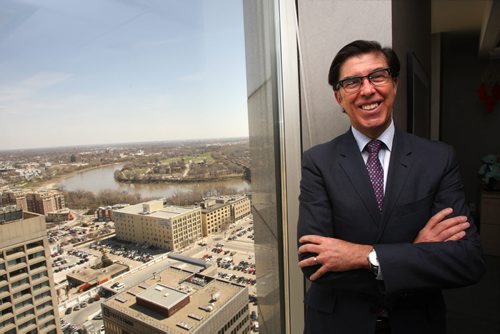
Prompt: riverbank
<box><xmin>34</xmin><ymin>163</ymin><xmax>250</xmax><ymax>199</ymax></box>
<box><xmin>114</xmin><ymin>173</ymin><xmax>245</xmax><ymax>184</ymax></box>
<box><xmin>36</xmin><ymin>163</ymin><xmax>122</xmax><ymax>191</ymax></box>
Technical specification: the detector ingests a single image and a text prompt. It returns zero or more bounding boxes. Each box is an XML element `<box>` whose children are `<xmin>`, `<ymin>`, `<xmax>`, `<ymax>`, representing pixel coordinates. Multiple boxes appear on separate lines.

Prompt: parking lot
<box><xmin>57</xmin><ymin>215</ymin><xmax>259</xmax><ymax>332</ymax></box>
<box><xmin>52</xmin><ymin>249</ymin><xmax>91</xmax><ymax>272</ymax></box>
<box><xmin>189</xmin><ymin>215</ymin><xmax>259</xmax><ymax>331</ymax></box>
<box><xmin>87</xmin><ymin>238</ymin><xmax>158</xmax><ymax>264</ymax></box>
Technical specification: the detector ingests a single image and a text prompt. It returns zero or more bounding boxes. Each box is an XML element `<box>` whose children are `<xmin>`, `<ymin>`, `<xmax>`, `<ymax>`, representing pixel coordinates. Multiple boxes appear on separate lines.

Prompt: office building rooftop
<box><xmin>115</xmin><ymin>199</ymin><xmax>197</xmax><ymax>219</ymax></box>
<box><xmin>102</xmin><ymin>266</ymin><xmax>249</xmax><ymax>333</ymax></box>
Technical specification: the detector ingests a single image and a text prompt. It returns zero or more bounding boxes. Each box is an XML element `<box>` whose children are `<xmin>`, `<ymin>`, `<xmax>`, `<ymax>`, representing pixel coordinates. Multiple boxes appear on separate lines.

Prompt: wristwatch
<box><xmin>367</xmin><ymin>249</ymin><xmax>380</xmax><ymax>276</ymax></box>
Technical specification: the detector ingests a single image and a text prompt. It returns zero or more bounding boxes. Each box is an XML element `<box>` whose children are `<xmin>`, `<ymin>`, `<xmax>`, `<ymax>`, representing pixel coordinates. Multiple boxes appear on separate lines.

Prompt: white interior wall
<box><xmin>297</xmin><ymin>0</ymin><xmax>393</xmax><ymax>149</ymax></box>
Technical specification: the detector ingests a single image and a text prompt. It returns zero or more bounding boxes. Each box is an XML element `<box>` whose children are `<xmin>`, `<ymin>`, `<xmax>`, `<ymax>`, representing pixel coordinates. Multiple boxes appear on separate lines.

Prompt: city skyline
<box><xmin>0</xmin><ymin>0</ymin><xmax>249</xmax><ymax>151</ymax></box>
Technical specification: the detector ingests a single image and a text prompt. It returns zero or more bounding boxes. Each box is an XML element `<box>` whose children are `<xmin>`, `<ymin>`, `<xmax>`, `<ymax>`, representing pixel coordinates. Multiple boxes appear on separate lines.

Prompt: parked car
<box><xmin>111</xmin><ymin>282</ymin><xmax>125</xmax><ymax>290</ymax></box>
<box><xmin>253</xmin><ymin>321</ymin><xmax>259</xmax><ymax>332</ymax></box>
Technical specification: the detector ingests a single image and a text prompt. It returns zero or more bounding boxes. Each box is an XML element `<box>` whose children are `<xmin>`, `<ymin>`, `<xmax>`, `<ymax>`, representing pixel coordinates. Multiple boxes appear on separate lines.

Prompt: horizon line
<box><xmin>0</xmin><ymin>136</ymin><xmax>250</xmax><ymax>154</ymax></box>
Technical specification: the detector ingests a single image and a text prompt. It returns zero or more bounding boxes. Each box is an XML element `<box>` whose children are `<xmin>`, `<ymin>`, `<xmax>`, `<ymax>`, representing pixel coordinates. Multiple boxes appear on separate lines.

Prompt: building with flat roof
<box><xmin>102</xmin><ymin>266</ymin><xmax>250</xmax><ymax>334</ymax></box>
<box><xmin>1</xmin><ymin>190</ymin><xmax>27</xmax><ymax>211</ymax></box>
<box><xmin>66</xmin><ymin>262</ymin><xmax>129</xmax><ymax>292</ymax></box>
<box><xmin>200</xmin><ymin>200</ymin><xmax>232</xmax><ymax>236</ymax></box>
<box><xmin>96</xmin><ymin>204</ymin><xmax>129</xmax><ymax>222</ymax></box>
<box><xmin>226</xmin><ymin>195</ymin><xmax>251</xmax><ymax>222</ymax></box>
<box><xmin>0</xmin><ymin>206</ymin><xmax>61</xmax><ymax>334</ymax></box>
<box><xmin>200</xmin><ymin>195</ymin><xmax>251</xmax><ymax>237</ymax></box>
<box><xmin>113</xmin><ymin>200</ymin><xmax>203</xmax><ymax>251</ymax></box>
<box><xmin>1</xmin><ymin>190</ymin><xmax>65</xmax><ymax>216</ymax></box>
<box><xmin>46</xmin><ymin>208</ymin><xmax>71</xmax><ymax>223</ymax></box>
<box><xmin>26</xmin><ymin>191</ymin><xmax>65</xmax><ymax>216</ymax></box>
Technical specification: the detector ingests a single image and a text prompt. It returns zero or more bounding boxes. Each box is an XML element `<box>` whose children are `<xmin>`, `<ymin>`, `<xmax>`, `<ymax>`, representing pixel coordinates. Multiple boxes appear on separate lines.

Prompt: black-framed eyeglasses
<box><xmin>336</xmin><ymin>68</ymin><xmax>392</xmax><ymax>93</ymax></box>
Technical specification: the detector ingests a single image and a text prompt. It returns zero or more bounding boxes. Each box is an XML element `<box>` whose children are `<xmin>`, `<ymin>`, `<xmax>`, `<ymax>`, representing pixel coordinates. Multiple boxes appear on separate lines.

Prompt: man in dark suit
<box><xmin>297</xmin><ymin>40</ymin><xmax>485</xmax><ymax>334</ymax></box>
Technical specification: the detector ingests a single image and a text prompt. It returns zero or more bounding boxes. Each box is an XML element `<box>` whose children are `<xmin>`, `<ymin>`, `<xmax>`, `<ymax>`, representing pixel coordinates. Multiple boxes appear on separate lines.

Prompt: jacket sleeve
<box><xmin>297</xmin><ymin>149</ymin><xmax>378</xmax><ymax>294</ymax></box>
<box><xmin>375</xmin><ymin>145</ymin><xmax>485</xmax><ymax>294</ymax></box>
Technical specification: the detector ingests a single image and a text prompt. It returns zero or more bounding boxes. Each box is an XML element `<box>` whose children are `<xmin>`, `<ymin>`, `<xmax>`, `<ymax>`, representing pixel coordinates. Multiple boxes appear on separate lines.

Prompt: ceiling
<box><xmin>432</xmin><ymin>0</ymin><xmax>500</xmax><ymax>57</ymax></box>
<box><xmin>432</xmin><ymin>0</ymin><xmax>487</xmax><ymax>33</ymax></box>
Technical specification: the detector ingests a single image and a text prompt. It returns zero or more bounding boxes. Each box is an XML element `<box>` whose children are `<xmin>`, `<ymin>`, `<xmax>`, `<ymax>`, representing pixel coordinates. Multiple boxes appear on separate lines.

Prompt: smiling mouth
<box><xmin>360</xmin><ymin>102</ymin><xmax>380</xmax><ymax>111</ymax></box>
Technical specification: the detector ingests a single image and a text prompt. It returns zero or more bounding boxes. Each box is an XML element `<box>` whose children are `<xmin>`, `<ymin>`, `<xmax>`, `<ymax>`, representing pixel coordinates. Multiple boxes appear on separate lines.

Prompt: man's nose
<box><xmin>359</xmin><ymin>77</ymin><xmax>376</xmax><ymax>95</ymax></box>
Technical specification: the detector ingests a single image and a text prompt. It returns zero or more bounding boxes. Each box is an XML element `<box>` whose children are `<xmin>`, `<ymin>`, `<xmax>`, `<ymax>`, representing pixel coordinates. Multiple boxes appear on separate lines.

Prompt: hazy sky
<box><xmin>0</xmin><ymin>0</ymin><xmax>248</xmax><ymax>150</ymax></box>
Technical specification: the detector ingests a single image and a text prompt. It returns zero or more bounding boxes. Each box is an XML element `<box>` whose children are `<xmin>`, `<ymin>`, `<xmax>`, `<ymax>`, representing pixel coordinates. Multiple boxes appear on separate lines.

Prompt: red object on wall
<box><xmin>479</xmin><ymin>82</ymin><xmax>500</xmax><ymax>113</ymax></box>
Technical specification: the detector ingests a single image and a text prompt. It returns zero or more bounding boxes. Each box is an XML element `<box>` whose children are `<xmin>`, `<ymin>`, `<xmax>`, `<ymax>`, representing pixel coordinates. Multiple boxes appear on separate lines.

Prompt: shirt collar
<box><xmin>351</xmin><ymin>120</ymin><xmax>394</xmax><ymax>153</ymax></box>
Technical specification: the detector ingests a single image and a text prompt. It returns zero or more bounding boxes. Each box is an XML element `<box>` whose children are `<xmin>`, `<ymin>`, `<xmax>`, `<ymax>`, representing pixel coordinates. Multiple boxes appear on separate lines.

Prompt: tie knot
<box><xmin>365</xmin><ymin>140</ymin><xmax>383</xmax><ymax>154</ymax></box>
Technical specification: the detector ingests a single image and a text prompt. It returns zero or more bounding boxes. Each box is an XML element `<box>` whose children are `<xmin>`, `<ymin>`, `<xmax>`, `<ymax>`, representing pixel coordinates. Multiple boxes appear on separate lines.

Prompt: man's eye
<box><xmin>369</xmin><ymin>72</ymin><xmax>388</xmax><ymax>82</ymax></box>
<box><xmin>343</xmin><ymin>79</ymin><xmax>360</xmax><ymax>88</ymax></box>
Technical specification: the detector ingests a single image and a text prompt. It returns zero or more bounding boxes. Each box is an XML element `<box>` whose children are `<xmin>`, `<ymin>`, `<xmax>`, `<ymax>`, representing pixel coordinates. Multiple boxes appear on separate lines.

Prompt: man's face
<box><xmin>334</xmin><ymin>52</ymin><xmax>398</xmax><ymax>138</ymax></box>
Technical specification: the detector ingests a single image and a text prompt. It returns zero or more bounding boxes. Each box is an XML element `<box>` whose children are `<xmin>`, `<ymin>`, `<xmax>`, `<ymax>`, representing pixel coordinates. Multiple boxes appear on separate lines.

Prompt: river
<box><xmin>56</xmin><ymin>164</ymin><xmax>250</xmax><ymax>199</ymax></box>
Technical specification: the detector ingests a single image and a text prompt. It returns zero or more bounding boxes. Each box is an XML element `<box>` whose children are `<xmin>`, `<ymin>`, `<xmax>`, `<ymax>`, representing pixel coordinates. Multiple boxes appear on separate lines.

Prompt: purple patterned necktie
<box><xmin>365</xmin><ymin>140</ymin><xmax>384</xmax><ymax>210</ymax></box>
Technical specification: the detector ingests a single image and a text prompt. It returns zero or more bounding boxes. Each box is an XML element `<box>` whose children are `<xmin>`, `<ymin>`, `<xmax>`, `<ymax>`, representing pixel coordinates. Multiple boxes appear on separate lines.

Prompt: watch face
<box><xmin>368</xmin><ymin>250</ymin><xmax>379</xmax><ymax>275</ymax></box>
<box><xmin>368</xmin><ymin>250</ymin><xmax>379</xmax><ymax>266</ymax></box>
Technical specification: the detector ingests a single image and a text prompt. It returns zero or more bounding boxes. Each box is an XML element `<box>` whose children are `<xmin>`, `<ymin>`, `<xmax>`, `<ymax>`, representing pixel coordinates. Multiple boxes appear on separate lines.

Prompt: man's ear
<box><xmin>393</xmin><ymin>78</ymin><xmax>399</xmax><ymax>94</ymax></box>
<box><xmin>334</xmin><ymin>90</ymin><xmax>342</xmax><ymax>105</ymax></box>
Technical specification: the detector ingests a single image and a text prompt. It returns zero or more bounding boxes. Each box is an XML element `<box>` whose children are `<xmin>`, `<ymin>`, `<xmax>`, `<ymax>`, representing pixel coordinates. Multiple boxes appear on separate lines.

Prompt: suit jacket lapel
<box><xmin>338</xmin><ymin>130</ymin><xmax>382</xmax><ymax>226</ymax></box>
<box><xmin>377</xmin><ymin>128</ymin><xmax>413</xmax><ymax>240</ymax></box>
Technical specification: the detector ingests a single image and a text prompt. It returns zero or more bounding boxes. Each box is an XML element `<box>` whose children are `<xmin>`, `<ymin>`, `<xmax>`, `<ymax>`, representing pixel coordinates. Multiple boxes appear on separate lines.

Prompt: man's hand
<box><xmin>414</xmin><ymin>208</ymin><xmax>470</xmax><ymax>243</ymax></box>
<box><xmin>298</xmin><ymin>235</ymin><xmax>372</xmax><ymax>281</ymax></box>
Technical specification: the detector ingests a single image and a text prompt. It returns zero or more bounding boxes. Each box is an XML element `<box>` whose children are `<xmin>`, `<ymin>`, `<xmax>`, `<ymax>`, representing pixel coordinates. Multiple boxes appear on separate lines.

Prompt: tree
<box><xmin>100</xmin><ymin>250</ymin><xmax>113</xmax><ymax>268</ymax></box>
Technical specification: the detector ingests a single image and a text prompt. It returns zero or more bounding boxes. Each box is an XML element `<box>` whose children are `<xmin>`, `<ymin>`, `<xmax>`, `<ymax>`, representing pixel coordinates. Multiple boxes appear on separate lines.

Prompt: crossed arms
<box><xmin>298</xmin><ymin>207</ymin><xmax>470</xmax><ymax>280</ymax></box>
<box><xmin>297</xmin><ymin>143</ymin><xmax>485</xmax><ymax>294</ymax></box>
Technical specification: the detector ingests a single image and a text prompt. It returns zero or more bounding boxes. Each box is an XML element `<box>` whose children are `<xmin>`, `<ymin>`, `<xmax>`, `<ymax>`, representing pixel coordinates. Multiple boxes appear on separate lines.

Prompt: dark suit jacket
<box><xmin>298</xmin><ymin>128</ymin><xmax>485</xmax><ymax>334</ymax></box>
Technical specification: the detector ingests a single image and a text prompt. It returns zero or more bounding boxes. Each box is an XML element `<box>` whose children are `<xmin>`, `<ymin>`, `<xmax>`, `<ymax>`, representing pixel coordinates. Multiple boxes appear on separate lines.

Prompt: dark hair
<box><xmin>328</xmin><ymin>40</ymin><xmax>400</xmax><ymax>91</ymax></box>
